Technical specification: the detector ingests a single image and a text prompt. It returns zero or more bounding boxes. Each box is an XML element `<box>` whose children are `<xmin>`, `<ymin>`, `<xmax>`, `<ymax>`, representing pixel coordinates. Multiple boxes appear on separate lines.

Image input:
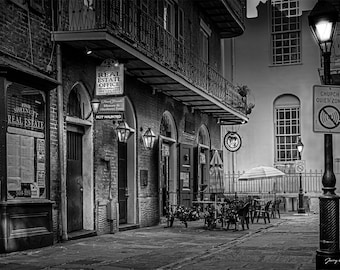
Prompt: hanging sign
<box><xmin>95</xmin><ymin>97</ymin><xmax>125</xmax><ymax>120</ymax></box>
<box><xmin>224</xmin><ymin>131</ymin><xmax>242</xmax><ymax>152</ymax></box>
<box><xmin>96</xmin><ymin>59</ymin><xmax>124</xmax><ymax>96</ymax></box>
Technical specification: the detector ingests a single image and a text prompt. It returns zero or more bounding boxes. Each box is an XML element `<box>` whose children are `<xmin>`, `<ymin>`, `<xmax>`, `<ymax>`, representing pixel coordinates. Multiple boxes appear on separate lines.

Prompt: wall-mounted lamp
<box><xmin>115</xmin><ymin>121</ymin><xmax>132</xmax><ymax>143</ymax></box>
<box><xmin>85</xmin><ymin>98</ymin><xmax>101</xmax><ymax>120</ymax></box>
<box><xmin>141</xmin><ymin>127</ymin><xmax>156</xmax><ymax>149</ymax></box>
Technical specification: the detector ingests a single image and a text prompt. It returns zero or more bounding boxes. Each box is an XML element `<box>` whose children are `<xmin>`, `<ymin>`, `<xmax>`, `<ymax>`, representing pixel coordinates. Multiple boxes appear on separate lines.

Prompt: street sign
<box><xmin>95</xmin><ymin>113</ymin><xmax>123</xmax><ymax>120</ymax></box>
<box><xmin>295</xmin><ymin>160</ymin><xmax>305</xmax><ymax>173</ymax></box>
<box><xmin>313</xmin><ymin>85</ymin><xmax>340</xmax><ymax>133</ymax></box>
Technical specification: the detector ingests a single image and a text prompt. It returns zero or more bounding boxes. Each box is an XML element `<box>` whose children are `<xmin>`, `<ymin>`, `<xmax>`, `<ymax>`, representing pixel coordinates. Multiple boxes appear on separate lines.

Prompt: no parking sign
<box><xmin>295</xmin><ymin>160</ymin><xmax>306</xmax><ymax>173</ymax></box>
<box><xmin>313</xmin><ymin>85</ymin><xmax>340</xmax><ymax>133</ymax></box>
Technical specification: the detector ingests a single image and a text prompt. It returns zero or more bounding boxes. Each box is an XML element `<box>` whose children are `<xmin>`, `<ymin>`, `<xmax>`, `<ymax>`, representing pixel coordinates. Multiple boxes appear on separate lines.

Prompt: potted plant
<box><xmin>236</xmin><ymin>85</ymin><xmax>250</xmax><ymax>98</ymax></box>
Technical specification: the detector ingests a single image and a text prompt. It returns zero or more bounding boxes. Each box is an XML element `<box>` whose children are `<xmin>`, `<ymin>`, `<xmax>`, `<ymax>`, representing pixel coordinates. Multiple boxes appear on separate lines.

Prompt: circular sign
<box><xmin>318</xmin><ymin>105</ymin><xmax>340</xmax><ymax>130</ymax></box>
<box><xmin>224</xmin><ymin>132</ymin><xmax>242</xmax><ymax>152</ymax></box>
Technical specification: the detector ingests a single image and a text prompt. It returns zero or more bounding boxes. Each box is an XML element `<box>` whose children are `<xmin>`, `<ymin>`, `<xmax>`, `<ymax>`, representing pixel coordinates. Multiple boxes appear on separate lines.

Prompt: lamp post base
<box><xmin>316</xmin><ymin>194</ymin><xmax>340</xmax><ymax>270</ymax></box>
<box><xmin>316</xmin><ymin>250</ymin><xmax>340</xmax><ymax>269</ymax></box>
<box><xmin>298</xmin><ymin>192</ymin><xmax>305</xmax><ymax>214</ymax></box>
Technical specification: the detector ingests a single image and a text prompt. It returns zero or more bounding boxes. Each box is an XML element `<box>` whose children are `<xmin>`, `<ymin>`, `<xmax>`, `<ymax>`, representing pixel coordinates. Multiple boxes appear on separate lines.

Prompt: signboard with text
<box><xmin>313</xmin><ymin>85</ymin><xmax>340</xmax><ymax>133</ymax></box>
<box><xmin>96</xmin><ymin>59</ymin><xmax>124</xmax><ymax>96</ymax></box>
<box><xmin>95</xmin><ymin>97</ymin><xmax>125</xmax><ymax>120</ymax></box>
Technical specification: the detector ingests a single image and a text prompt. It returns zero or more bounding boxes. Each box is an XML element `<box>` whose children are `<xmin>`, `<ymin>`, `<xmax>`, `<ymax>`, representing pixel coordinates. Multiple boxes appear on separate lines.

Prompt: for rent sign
<box><xmin>313</xmin><ymin>85</ymin><xmax>340</xmax><ymax>133</ymax></box>
<box><xmin>96</xmin><ymin>59</ymin><xmax>124</xmax><ymax>96</ymax></box>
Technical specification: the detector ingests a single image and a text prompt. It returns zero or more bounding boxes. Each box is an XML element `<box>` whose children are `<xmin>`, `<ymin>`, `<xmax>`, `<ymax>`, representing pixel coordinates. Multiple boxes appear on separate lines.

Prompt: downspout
<box><xmin>57</xmin><ymin>44</ymin><xmax>67</xmax><ymax>241</ymax></box>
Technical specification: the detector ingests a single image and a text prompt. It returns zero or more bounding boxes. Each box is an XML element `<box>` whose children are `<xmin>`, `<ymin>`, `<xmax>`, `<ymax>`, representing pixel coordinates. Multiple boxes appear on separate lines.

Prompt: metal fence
<box><xmin>225</xmin><ymin>170</ymin><xmax>324</xmax><ymax>196</ymax></box>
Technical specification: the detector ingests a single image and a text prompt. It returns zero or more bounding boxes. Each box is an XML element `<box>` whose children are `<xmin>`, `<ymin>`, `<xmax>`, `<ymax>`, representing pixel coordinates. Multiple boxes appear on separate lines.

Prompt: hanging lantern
<box><xmin>116</xmin><ymin>121</ymin><xmax>131</xmax><ymax>143</ymax></box>
<box><xmin>142</xmin><ymin>128</ymin><xmax>156</xmax><ymax>149</ymax></box>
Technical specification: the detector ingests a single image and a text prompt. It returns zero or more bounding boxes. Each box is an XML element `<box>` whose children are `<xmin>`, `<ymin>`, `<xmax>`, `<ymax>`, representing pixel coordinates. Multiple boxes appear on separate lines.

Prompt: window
<box><xmin>6</xmin><ymin>83</ymin><xmax>46</xmax><ymax>199</ymax></box>
<box><xmin>274</xmin><ymin>94</ymin><xmax>300</xmax><ymax>163</ymax></box>
<box><xmin>270</xmin><ymin>0</ymin><xmax>301</xmax><ymax>65</ymax></box>
<box><xmin>67</xmin><ymin>88</ymin><xmax>82</xmax><ymax>118</ymax></box>
<box><xmin>199</xmin><ymin>19</ymin><xmax>211</xmax><ymax>64</ymax></box>
<box><xmin>164</xmin><ymin>0</ymin><xmax>175</xmax><ymax>33</ymax></box>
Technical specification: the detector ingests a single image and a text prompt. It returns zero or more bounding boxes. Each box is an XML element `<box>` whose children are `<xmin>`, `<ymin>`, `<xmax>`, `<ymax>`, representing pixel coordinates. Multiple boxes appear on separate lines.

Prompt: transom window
<box><xmin>271</xmin><ymin>0</ymin><xmax>301</xmax><ymax>65</ymax></box>
<box><xmin>274</xmin><ymin>95</ymin><xmax>300</xmax><ymax>163</ymax></box>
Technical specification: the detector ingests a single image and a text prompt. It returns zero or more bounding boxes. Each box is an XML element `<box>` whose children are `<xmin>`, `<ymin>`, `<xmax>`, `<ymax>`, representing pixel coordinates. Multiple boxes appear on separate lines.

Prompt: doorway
<box><xmin>66</xmin><ymin>127</ymin><xmax>84</xmax><ymax>232</ymax></box>
<box><xmin>160</xmin><ymin>143</ymin><xmax>170</xmax><ymax>216</ymax></box>
<box><xmin>179</xmin><ymin>144</ymin><xmax>193</xmax><ymax>208</ymax></box>
<box><xmin>159</xmin><ymin>111</ymin><xmax>177</xmax><ymax>218</ymax></box>
<box><xmin>118</xmin><ymin>142</ymin><xmax>128</xmax><ymax>224</ymax></box>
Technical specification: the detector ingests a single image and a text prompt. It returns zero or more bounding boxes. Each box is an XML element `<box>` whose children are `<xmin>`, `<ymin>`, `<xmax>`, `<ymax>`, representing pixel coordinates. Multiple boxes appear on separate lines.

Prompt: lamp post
<box><xmin>297</xmin><ymin>137</ymin><xmax>305</xmax><ymax>214</ymax></box>
<box><xmin>308</xmin><ymin>1</ymin><xmax>340</xmax><ymax>268</ymax></box>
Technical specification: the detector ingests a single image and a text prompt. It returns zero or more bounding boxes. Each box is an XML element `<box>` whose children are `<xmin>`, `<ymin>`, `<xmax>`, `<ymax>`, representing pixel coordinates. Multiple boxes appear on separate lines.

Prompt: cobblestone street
<box><xmin>0</xmin><ymin>213</ymin><xmax>318</xmax><ymax>270</ymax></box>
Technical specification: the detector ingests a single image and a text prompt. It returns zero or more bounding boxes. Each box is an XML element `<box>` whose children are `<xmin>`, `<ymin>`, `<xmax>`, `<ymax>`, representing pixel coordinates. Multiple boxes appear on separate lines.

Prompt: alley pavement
<box><xmin>0</xmin><ymin>212</ymin><xmax>319</xmax><ymax>270</ymax></box>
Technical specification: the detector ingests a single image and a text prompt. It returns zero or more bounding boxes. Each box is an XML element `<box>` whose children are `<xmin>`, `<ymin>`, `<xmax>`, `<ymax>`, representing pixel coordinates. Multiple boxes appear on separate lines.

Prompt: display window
<box><xmin>6</xmin><ymin>82</ymin><xmax>46</xmax><ymax>199</ymax></box>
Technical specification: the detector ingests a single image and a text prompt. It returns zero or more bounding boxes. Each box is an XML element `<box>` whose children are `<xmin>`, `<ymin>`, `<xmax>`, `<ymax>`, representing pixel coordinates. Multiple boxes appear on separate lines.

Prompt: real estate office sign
<box><xmin>96</xmin><ymin>59</ymin><xmax>124</xmax><ymax>96</ymax></box>
<box><xmin>313</xmin><ymin>85</ymin><xmax>340</xmax><ymax>133</ymax></box>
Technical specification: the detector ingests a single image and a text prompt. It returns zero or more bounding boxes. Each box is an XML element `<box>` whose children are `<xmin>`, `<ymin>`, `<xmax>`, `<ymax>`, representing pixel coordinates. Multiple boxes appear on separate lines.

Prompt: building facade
<box><xmin>0</xmin><ymin>0</ymin><xmax>248</xmax><ymax>252</ymax></box>
<box><xmin>222</xmin><ymin>0</ymin><xmax>340</xmax><ymax>210</ymax></box>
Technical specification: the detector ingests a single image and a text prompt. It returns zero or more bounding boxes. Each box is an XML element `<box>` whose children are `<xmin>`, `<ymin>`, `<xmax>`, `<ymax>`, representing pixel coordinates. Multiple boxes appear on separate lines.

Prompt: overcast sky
<box><xmin>247</xmin><ymin>0</ymin><xmax>318</xmax><ymax>18</ymax></box>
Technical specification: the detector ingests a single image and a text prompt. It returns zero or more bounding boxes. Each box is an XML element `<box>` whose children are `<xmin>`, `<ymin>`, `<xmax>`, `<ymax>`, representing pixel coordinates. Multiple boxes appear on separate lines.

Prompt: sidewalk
<box><xmin>0</xmin><ymin>212</ymin><xmax>319</xmax><ymax>270</ymax></box>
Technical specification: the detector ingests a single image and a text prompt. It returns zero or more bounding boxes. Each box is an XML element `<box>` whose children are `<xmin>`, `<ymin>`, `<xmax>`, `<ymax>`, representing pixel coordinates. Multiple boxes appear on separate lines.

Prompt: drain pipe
<box><xmin>57</xmin><ymin>44</ymin><xmax>67</xmax><ymax>241</ymax></box>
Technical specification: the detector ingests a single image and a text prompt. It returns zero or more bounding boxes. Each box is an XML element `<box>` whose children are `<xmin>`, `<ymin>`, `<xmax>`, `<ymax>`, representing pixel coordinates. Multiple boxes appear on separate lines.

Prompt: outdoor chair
<box><xmin>225</xmin><ymin>202</ymin><xmax>250</xmax><ymax>231</ymax></box>
<box><xmin>270</xmin><ymin>199</ymin><xmax>281</xmax><ymax>219</ymax></box>
<box><xmin>249</xmin><ymin>199</ymin><xmax>257</xmax><ymax>223</ymax></box>
<box><xmin>255</xmin><ymin>200</ymin><xmax>272</xmax><ymax>224</ymax></box>
<box><xmin>237</xmin><ymin>202</ymin><xmax>251</xmax><ymax>230</ymax></box>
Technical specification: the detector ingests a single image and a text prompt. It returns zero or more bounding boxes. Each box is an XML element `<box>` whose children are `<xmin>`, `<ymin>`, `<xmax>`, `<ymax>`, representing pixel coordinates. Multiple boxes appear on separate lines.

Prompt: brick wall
<box><xmin>0</xmin><ymin>0</ymin><xmax>55</xmax><ymax>73</ymax></box>
<box><xmin>1</xmin><ymin>0</ymin><xmax>61</xmax><ymax>241</ymax></box>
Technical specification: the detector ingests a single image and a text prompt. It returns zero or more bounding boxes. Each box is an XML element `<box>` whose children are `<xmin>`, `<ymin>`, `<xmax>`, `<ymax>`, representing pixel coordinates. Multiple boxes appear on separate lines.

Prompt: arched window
<box><xmin>274</xmin><ymin>94</ymin><xmax>301</xmax><ymax>163</ymax></box>
<box><xmin>67</xmin><ymin>87</ymin><xmax>82</xmax><ymax>118</ymax></box>
<box><xmin>160</xmin><ymin>113</ymin><xmax>173</xmax><ymax>138</ymax></box>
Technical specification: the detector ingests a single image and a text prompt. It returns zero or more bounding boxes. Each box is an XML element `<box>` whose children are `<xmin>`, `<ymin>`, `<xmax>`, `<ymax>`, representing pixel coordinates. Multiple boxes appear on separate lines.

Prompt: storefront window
<box><xmin>6</xmin><ymin>83</ymin><xmax>46</xmax><ymax>199</ymax></box>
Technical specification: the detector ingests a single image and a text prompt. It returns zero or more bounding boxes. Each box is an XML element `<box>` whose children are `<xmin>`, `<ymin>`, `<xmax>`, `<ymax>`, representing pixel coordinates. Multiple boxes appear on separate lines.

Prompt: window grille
<box><xmin>271</xmin><ymin>0</ymin><xmax>301</xmax><ymax>65</ymax></box>
<box><xmin>275</xmin><ymin>106</ymin><xmax>300</xmax><ymax>162</ymax></box>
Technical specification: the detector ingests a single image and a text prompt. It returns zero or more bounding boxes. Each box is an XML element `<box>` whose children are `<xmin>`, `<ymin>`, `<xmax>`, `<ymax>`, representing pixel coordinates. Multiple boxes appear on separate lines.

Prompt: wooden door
<box><xmin>118</xmin><ymin>142</ymin><xmax>128</xmax><ymax>224</ymax></box>
<box><xmin>160</xmin><ymin>142</ymin><xmax>170</xmax><ymax>216</ymax></box>
<box><xmin>66</xmin><ymin>130</ymin><xmax>83</xmax><ymax>232</ymax></box>
<box><xmin>179</xmin><ymin>144</ymin><xmax>193</xmax><ymax>208</ymax></box>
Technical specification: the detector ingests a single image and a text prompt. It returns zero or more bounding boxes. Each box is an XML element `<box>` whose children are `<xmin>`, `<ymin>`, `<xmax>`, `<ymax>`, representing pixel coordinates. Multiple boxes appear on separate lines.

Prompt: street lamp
<box><xmin>297</xmin><ymin>137</ymin><xmax>305</xmax><ymax>214</ymax></box>
<box><xmin>308</xmin><ymin>1</ymin><xmax>340</xmax><ymax>268</ymax></box>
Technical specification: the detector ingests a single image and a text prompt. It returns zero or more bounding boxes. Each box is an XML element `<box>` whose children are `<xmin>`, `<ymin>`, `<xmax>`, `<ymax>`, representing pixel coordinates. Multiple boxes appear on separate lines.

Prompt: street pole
<box><xmin>297</xmin><ymin>150</ymin><xmax>305</xmax><ymax>214</ymax></box>
<box><xmin>308</xmin><ymin>1</ymin><xmax>340</xmax><ymax>268</ymax></box>
<box><xmin>316</xmin><ymin>50</ymin><xmax>340</xmax><ymax>269</ymax></box>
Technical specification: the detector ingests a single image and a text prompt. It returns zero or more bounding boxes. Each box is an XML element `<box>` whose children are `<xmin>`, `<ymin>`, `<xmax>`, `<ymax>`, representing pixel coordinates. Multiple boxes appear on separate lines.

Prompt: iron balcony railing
<box><xmin>228</xmin><ymin>0</ymin><xmax>246</xmax><ymax>24</ymax></box>
<box><xmin>57</xmin><ymin>0</ymin><xmax>247</xmax><ymax>114</ymax></box>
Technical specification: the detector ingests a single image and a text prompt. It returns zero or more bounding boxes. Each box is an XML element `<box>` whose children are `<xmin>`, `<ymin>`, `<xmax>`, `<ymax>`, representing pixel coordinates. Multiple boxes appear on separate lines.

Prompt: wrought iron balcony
<box><xmin>55</xmin><ymin>0</ymin><xmax>248</xmax><ymax>121</ymax></box>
